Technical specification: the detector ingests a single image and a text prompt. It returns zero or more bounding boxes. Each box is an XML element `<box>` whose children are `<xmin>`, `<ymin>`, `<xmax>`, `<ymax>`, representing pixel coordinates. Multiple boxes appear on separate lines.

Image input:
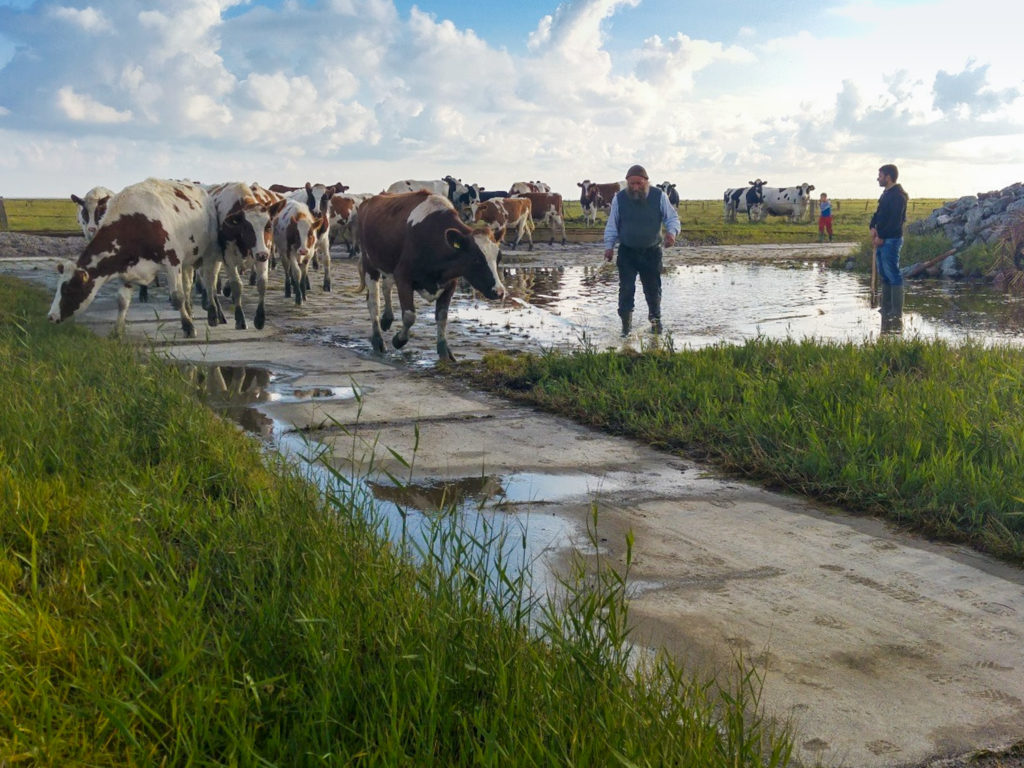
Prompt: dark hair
<box><xmin>879</xmin><ymin>164</ymin><xmax>899</xmax><ymax>182</ymax></box>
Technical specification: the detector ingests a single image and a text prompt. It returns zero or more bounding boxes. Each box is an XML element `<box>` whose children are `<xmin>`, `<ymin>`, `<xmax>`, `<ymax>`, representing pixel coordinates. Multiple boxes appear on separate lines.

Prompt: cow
<box><xmin>356</xmin><ymin>191</ymin><xmax>505</xmax><ymax>361</ymax></box>
<box><xmin>474</xmin><ymin>197</ymin><xmax>534</xmax><ymax>251</ymax></box>
<box><xmin>516</xmin><ymin>191</ymin><xmax>567</xmax><ymax>245</ymax></box>
<box><xmin>48</xmin><ymin>177</ymin><xmax>221</xmax><ymax>338</ymax></box>
<box><xmin>207</xmin><ymin>182</ymin><xmax>287</xmax><ymax>330</ymax></box>
<box><xmin>328</xmin><ymin>192</ymin><xmax>374</xmax><ymax>258</ymax></box>
<box><xmin>657</xmin><ymin>181</ymin><xmax>680</xmax><ymax>207</ymax></box>
<box><xmin>71</xmin><ymin>186</ymin><xmax>114</xmax><ymax>242</ymax></box>
<box><xmin>273</xmin><ymin>198</ymin><xmax>328</xmax><ymax>306</ymax></box>
<box><xmin>385</xmin><ymin>176</ymin><xmax>482</xmax><ymax>221</ymax></box>
<box><xmin>508</xmin><ymin>181</ymin><xmax>551</xmax><ymax>195</ymax></box>
<box><xmin>577</xmin><ymin>180</ymin><xmax>625</xmax><ymax>226</ymax></box>
<box><xmin>272</xmin><ymin>181</ymin><xmax>347</xmax><ymax>290</ymax></box>
<box><xmin>478</xmin><ymin>189</ymin><xmax>511</xmax><ymax>202</ymax></box>
<box><xmin>760</xmin><ymin>183</ymin><xmax>816</xmax><ymax>222</ymax></box>
<box><xmin>723</xmin><ymin>179</ymin><xmax>768</xmax><ymax>223</ymax></box>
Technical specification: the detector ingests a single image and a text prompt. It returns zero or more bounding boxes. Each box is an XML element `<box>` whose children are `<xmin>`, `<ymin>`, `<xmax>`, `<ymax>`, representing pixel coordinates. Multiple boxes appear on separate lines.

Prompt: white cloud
<box><xmin>56</xmin><ymin>86</ymin><xmax>132</xmax><ymax>123</ymax></box>
<box><xmin>49</xmin><ymin>6</ymin><xmax>111</xmax><ymax>33</ymax></box>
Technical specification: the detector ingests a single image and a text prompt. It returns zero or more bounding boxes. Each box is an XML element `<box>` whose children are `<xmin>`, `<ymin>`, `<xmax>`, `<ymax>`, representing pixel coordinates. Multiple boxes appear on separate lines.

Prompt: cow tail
<box><xmin>354</xmin><ymin>259</ymin><xmax>367</xmax><ymax>294</ymax></box>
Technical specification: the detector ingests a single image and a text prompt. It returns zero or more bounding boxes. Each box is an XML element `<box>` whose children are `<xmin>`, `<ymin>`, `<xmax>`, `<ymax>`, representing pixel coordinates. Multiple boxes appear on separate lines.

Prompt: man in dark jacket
<box><xmin>603</xmin><ymin>164</ymin><xmax>681</xmax><ymax>335</ymax></box>
<box><xmin>869</xmin><ymin>163</ymin><xmax>909</xmax><ymax>331</ymax></box>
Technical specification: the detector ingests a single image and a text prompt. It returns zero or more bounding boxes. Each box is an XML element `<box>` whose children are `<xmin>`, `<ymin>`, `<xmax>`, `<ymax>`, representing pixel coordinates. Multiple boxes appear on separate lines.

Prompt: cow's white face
<box><xmin>471</xmin><ymin>232</ymin><xmax>506</xmax><ymax>299</ymax></box>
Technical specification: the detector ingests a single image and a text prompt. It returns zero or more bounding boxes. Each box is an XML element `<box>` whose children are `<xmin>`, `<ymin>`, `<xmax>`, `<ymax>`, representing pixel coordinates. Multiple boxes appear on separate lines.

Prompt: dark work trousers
<box><xmin>616</xmin><ymin>244</ymin><xmax>662</xmax><ymax>320</ymax></box>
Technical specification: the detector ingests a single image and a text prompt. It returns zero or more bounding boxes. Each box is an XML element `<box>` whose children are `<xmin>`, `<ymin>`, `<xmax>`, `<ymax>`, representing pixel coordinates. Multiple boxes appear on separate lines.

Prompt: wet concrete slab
<box><xmin>6</xmin><ymin>239</ymin><xmax>1024</xmax><ymax>768</ymax></box>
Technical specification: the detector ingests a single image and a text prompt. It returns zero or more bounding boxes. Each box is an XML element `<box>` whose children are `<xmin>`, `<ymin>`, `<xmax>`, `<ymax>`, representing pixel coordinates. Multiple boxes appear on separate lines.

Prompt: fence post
<box><xmin>0</xmin><ymin>197</ymin><xmax>8</xmax><ymax>231</ymax></box>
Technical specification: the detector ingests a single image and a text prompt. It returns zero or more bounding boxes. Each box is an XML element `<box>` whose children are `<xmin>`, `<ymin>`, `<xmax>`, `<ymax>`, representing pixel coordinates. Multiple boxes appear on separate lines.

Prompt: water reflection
<box><xmin>448</xmin><ymin>261</ymin><xmax>1024</xmax><ymax>352</ymax></box>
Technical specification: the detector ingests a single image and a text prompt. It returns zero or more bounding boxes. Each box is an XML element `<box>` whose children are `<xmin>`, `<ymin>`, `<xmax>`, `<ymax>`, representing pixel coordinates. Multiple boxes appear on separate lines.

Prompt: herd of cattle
<box><xmin>50</xmin><ymin>174</ymin><xmax>817</xmax><ymax>359</ymax></box>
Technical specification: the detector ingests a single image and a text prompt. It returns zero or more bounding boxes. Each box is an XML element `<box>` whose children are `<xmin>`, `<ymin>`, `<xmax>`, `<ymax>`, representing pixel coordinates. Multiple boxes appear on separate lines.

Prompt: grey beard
<box><xmin>627</xmin><ymin>188</ymin><xmax>646</xmax><ymax>201</ymax></box>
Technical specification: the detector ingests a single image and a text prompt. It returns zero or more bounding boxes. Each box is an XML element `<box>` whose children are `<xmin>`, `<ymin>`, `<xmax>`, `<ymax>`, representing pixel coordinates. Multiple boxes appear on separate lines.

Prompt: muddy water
<box><xmin>452</xmin><ymin>261</ymin><xmax>1024</xmax><ymax>353</ymax></box>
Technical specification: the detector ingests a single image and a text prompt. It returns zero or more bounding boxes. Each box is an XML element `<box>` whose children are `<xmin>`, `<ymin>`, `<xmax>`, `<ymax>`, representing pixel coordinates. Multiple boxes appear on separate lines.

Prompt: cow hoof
<box><xmin>254</xmin><ymin>306</ymin><xmax>265</xmax><ymax>330</ymax></box>
<box><xmin>371</xmin><ymin>334</ymin><xmax>385</xmax><ymax>354</ymax></box>
<box><xmin>207</xmin><ymin>306</ymin><xmax>219</xmax><ymax>327</ymax></box>
<box><xmin>249</xmin><ymin>272</ymin><xmax>257</xmax><ymax>286</ymax></box>
<box><xmin>437</xmin><ymin>342</ymin><xmax>455</xmax><ymax>362</ymax></box>
<box><xmin>222</xmin><ymin>283</ymin><xmax>232</xmax><ymax>298</ymax></box>
<box><xmin>322</xmin><ymin>279</ymin><xmax>331</xmax><ymax>292</ymax></box>
<box><xmin>139</xmin><ymin>285</ymin><xmax>149</xmax><ymax>303</ymax></box>
<box><xmin>380</xmin><ymin>312</ymin><xmax>394</xmax><ymax>331</ymax></box>
<box><xmin>234</xmin><ymin>306</ymin><xmax>246</xmax><ymax>330</ymax></box>
<box><xmin>392</xmin><ymin>332</ymin><xmax>408</xmax><ymax>349</ymax></box>
<box><xmin>182</xmin><ymin>320</ymin><xmax>196</xmax><ymax>338</ymax></box>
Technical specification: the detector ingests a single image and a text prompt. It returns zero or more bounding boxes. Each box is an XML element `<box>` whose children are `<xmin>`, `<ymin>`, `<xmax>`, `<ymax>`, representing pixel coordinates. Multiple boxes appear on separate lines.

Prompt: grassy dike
<box><xmin>458</xmin><ymin>337</ymin><xmax>1024</xmax><ymax>567</ymax></box>
<box><xmin>0</xmin><ymin>275</ymin><xmax>793</xmax><ymax>766</ymax></box>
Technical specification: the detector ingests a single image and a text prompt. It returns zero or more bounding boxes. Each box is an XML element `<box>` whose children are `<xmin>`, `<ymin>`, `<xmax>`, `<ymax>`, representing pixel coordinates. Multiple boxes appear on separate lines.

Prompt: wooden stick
<box><xmin>870</xmin><ymin>246</ymin><xmax>878</xmax><ymax>308</ymax></box>
<box><xmin>902</xmin><ymin>247</ymin><xmax>957</xmax><ymax>279</ymax></box>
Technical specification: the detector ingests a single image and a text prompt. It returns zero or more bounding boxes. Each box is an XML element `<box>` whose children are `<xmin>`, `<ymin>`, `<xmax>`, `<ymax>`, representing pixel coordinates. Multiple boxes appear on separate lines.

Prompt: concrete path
<box><xmin>6</xmin><ymin>239</ymin><xmax>1024</xmax><ymax>768</ymax></box>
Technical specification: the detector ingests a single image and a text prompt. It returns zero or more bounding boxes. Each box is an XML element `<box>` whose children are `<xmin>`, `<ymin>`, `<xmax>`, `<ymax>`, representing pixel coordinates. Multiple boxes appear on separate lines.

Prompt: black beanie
<box><xmin>625</xmin><ymin>164</ymin><xmax>648</xmax><ymax>179</ymax></box>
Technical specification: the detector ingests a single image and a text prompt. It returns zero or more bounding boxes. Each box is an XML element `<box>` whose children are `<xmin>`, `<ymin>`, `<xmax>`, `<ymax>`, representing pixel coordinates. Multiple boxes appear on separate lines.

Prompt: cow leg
<box><xmin>139</xmin><ymin>284</ymin><xmax>149</xmax><ymax>303</ymax></box>
<box><xmin>283</xmin><ymin>254</ymin><xmax>293</xmax><ymax>298</ymax></box>
<box><xmin>289</xmin><ymin>259</ymin><xmax>303</xmax><ymax>305</ymax></box>
<box><xmin>226</xmin><ymin>264</ymin><xmax>246</xmax><ymax>330</ymax></box>
<box><xmin>254</xmin><ymin>261</ymin><xmax>268</xmax><ymax>330</ymax></box>
<box><xmin>115</xmin><ymin>282</ymin><xmax>134</xmax><ymax>336</ymax></box>
<box><xmin>366</xmin><ymin>276</ymin><xmax>386</xmax><ymax>353</ymax></box>
<box><xmin>434</xmin><ymin>282</ymin><xmax>457</xmax><ymax>362</ymax></box>
<box><xmin>177</xmin><ymin>267</ymin><xmax>197</xmax><ymax>338</ymax></box>
<box><xmin>166</xmin><ymin>265</ymin><xmax>185</xmax><ymax>312</ymax></box>
<box><xmin>319</xmin><ymin>234</ymin><xmax>332</xmax><ymax>292</ymax></box>
<box><xmin>203</xmin><ymin>260</ymin><xmax>227</xmax><ymax>326</ymax></box>
<box><xmin>557</xmin><ymin>215</ymin><xmax>567</xmax><ymax>246</ymax></box>
<box><xmin>379</xmin><ymin>275</ymin><xmax>395</xmax><ymax>331</ymax></box>
<box><xmin>392</xmin><ymin>283</ymin><xmax>417</xmax><ymax>350</ymax></box>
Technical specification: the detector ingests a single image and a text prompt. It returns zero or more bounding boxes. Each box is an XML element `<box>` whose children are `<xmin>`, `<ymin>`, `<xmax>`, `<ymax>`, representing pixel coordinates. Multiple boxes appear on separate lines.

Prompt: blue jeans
<box><xmin>875</xmin><ymin>237</ymin><xmax>903</xmax><ymax>286</ymax></box>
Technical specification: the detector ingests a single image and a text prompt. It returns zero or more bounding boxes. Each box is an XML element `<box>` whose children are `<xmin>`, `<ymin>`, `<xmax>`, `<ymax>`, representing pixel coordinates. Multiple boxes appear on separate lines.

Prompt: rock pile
<box><xmin>908</xmin><ymin>181</ymin><xmax>1024</xmax><ymax>250</ymax></box>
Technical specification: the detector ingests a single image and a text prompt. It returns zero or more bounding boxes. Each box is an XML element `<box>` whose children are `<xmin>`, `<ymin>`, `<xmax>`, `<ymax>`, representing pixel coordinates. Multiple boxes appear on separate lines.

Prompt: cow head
<box><xmin>444</xmin><ymin>226</ymin><xmax>506</xmax><ymax>300</ymax></box>
<box><xmin>71</xmin><ymin>186</ymin><xmax>113</xmax><ymax>241</ymax></box>
<box><xmin>48</xmin><ymin>259</ymin><xmax>100</xmax><ymax>323</ymax></box>
<box><xmin>577</xmin><ymin>179</ymin><xmax>593</xmax><ymax>203</ymax></box>
<box><xmin>222</xmin><ymin>198</ymin><xmax>285</xmax><ymax>262</ymax></box>
<box><xmin>304</xmin><ymin>181</ymin><xmax>335</xmax><ymax>218</ymax></box>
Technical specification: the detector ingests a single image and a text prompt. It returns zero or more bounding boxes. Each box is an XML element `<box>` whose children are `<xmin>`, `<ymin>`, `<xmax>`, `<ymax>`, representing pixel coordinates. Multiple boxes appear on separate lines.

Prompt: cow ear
<box><xmin>445</xmin><ymin>228</ymin><xmax>466</xmax><ymax>250</ymax></box>
<box><xmin>268</xmin><ymin>199</ymin><xmax>287</xmax><ymax>217</ymax></box>
<box><xmin>70</xmin><ymin>194</ymin><xmax>84</xmax><ymax>206</ymax></box>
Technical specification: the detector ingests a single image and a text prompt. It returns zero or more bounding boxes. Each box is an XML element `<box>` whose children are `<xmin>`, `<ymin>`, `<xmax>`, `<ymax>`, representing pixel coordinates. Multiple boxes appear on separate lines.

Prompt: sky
<box><xmin>1</xmin><ymin>0</ymin><xmax>1022</xmax><ymax>201</ymax></box>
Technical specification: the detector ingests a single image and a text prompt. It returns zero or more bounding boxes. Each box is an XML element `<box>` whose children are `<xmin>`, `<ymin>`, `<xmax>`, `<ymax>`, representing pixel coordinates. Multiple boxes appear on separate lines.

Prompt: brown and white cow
<box><xmin>273</xmin><ymin>198</ymin><xmax>328</xmax><ymax>305</ymax></box>
<box><xmin>70</xmin><ymin>185</ymin><xmax>114</xmax><ymax>242</ymax></box>
<box><xmin>577</xmin><ymin>180</ymin><xmax>625</xmax><ymax>226</ymax></box>
<box><xmin>207</xmin><ymin>182</ymin><xmax>287</xmax><ymax>330</ymax></box>
<box><xmin>49</xmin><ymin>178</ymin><xmax>220</xmax><ymax>338</ymax></box>
<box><xmin>328</xmin><ymin>192</ymin><xmax>375</xmax><ymax>257</ymax></box>
<box><xmin>514</xmin><ymin>191</ymin><xmax>567</xmax><ymax>245</ymax></box>
<box><xmin>474</xmin><ymin>197</ymin><xmax>534</xmax><ymax>250</ymax></box>
<box><xmin>357</xmin><ymin>191</ymin><xmax>505</xmax><ymax>361</ymax></box>
<box><xmin>271</xmin><ymin>181</ymin><xmax>348</xmax><ymax>291</ymax></box>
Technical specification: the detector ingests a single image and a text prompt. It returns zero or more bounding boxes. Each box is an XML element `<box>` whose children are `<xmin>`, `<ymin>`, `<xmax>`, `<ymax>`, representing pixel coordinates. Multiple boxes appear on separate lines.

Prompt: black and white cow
<box><xmin>385</xmin><ymin>176</ymin><xmax>482</xmax><ymax>221</ymax></box>
<box><xmin>207</xmin><ymin>182</ymin><xmax>286</xmax><ymax>330</ymax></box>
<box><xmin>723</xmin><ymin>179</ymin><xmax>767</xmax><ymax>223</ymax></box>
<box><xmin>760</xmin><ymin>183</ymin><xmax>816</xmax><ymax>222</ymax></box>
<box><xmin>49</xmin><ymin>178</ymin><xmax>221</xmax><ymax>337</ymax></box>
<box><xmin>70</xmin><ymin>185</ymin><xmax>114</xmax><ymax>242</ymax></box>
<box><xmin>357</xmin><ymin>191</ymin><xmax>505</xmax><ymax>361</ymax></box>
<box><xmin>577</xmin><ymin>179</ymin><xmax>625</xmax><ymax>226</ymax></box>
<box><xmin>657</xmin><ymin>181</ymin><xmax>680</xmax><ymax>206</ymax></box>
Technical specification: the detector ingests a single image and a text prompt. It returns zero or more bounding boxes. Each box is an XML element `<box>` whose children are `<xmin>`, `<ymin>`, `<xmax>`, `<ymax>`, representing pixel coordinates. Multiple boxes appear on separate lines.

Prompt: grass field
<box><xmin>2</xmin><ymin>195</ymin><xmax>947</xmax><ymax>243</ymax></box>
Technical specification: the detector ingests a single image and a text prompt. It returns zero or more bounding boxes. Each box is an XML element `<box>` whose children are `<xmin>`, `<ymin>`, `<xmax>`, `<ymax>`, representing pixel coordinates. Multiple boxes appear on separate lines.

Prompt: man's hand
<box><xmin>664</xmin><ymin>232</ymin><xmax>676</xmax><ymax>248</ymax></box>
<box><xmin>604</xmin><ymin>248</ymin><xmax>614</xmax><ymax>262</ymax></box>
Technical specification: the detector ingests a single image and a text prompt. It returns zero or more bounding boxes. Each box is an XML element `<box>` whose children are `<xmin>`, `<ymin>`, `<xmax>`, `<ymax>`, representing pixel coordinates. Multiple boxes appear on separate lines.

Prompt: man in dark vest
<box><xmin>603</xmin><ymin>164</ymin><xmax>681</xmax><ymax>335</ymax></box>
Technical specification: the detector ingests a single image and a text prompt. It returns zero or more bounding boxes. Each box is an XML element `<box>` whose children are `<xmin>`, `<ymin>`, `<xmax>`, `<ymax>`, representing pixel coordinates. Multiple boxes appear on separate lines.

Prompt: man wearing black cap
<box><xmin>603</xmin><ymin>164</ymin><xmax>681</xmax><ymax>335</ymax></box>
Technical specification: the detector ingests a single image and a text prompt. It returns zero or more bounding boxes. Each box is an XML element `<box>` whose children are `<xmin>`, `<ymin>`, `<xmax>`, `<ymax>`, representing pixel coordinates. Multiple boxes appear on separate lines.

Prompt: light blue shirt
<box><xmin>603</xmin><ymin>188</ymin><xmax>681</xmax><ymax>251</ymax></box>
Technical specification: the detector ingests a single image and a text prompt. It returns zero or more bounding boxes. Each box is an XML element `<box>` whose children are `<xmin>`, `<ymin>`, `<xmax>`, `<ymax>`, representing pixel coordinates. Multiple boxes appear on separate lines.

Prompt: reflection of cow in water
<box><xmin>501</xmin><ymin>266</ymin><xmax>566</xmax><ymax>308</ymax></box>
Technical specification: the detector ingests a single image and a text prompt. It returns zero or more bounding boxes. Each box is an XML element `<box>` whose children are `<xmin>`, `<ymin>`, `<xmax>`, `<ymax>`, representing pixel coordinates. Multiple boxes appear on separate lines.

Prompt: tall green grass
<box><xmin>462</xmin><ymin>338</ymin><xmax>1024</xmax><ymax>566</ymax></box>
<box><xmin>0</xmin><ymin>275</ymin><xmax>793</xmax><ymax>767</ymax></box>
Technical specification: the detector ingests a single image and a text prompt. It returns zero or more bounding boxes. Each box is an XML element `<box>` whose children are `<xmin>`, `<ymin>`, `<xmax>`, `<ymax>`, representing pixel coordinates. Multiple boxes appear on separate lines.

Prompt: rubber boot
<box><xmin>818</xmin><ymin>232</ymin><xmax>824</xmax><ymax>243</ymax></box>
<box><xmin>828</xmin><ymin>233</ymin><xmax>833</xmax><ymax>242</ymax></box>
<box><xmin>890</xmin><ymin>284</ymin><xmax>904</xmax><ymax>332</ymax></box>
<box><xmin>650</xmin><ymin>317</ymin><xmax>662</xmax><ymax>334</ymax></box>
<box><xmin>620</xmin><ymin>312</ymin><xmax>632</xmax><ymax>336</ymax></box>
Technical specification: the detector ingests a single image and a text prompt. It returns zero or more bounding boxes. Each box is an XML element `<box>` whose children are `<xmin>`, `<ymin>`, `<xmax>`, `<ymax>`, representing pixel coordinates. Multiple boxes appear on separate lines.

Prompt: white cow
<box><xmin>277</xmin><ymin>182</ymin><xmax>347</xmax><ymax>291</ymax></box>
<box><xmin>760</xmin><ymin>183</ymin><xmax>816</xmax><ymax>222</ymax></box>
<box><xmin>49</xmin><ymin>178</ymin><xmax>220</xmax><ymax>337</ymax></box>
<box><xmin>723</xmin><ymin>179</ymin><xmax>768</xmax><ymax>223</ymax></box>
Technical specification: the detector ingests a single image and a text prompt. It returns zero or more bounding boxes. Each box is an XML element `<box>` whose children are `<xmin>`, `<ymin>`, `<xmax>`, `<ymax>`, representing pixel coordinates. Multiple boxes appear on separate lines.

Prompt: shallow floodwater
<box><xmin>453</xmin><ymin>260</ymin><xmax>1024</xmax><ymax>353</ymax></box>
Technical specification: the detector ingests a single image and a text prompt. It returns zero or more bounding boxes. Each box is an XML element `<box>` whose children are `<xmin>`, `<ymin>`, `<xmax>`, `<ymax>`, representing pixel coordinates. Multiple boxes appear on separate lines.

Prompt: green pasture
<box><xmin>2</xmin><ymin>196</ymin><xmax>947</xmax><ymax>245</ymax></box>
